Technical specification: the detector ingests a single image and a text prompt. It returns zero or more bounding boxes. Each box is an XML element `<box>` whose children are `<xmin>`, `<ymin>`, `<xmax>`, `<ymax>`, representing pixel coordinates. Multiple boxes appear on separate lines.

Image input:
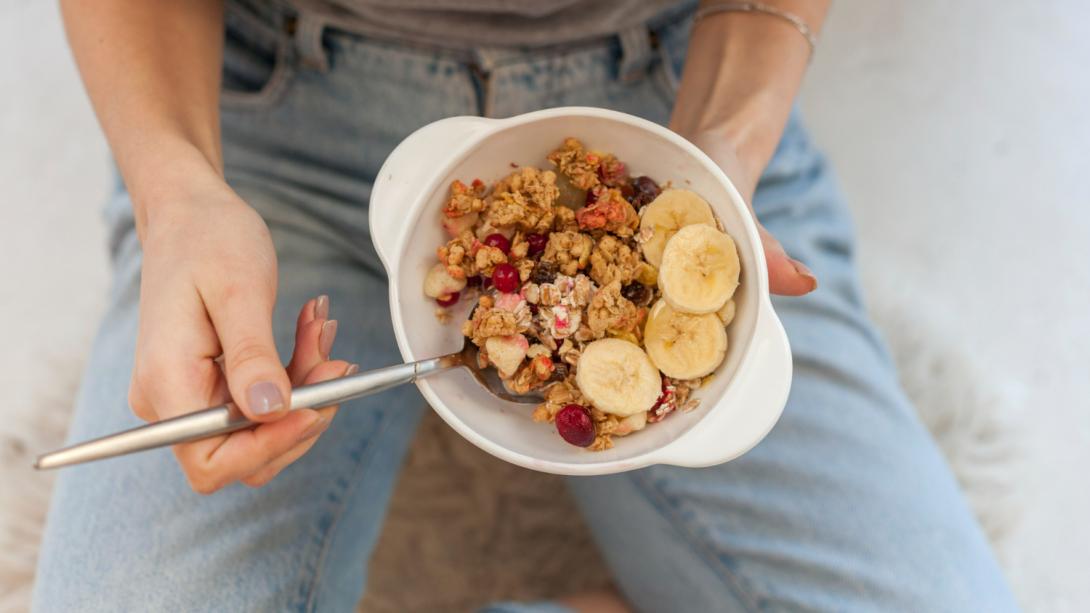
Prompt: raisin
<box><xmin>549</xmin><ymin>362</ymin><xmax>569</xmax><ymax>382</ymax></box>
<box><xmin>621</xmin><ymin>282</ymin><xmax>652</xmax><ymax>306</ymax></box>
<box><xmin>629</xmin><ymin>176</ymin><xmax>661</xmax><ymax>209</ymax></box>
<box><xmin>530</xmin><ymin>260</ymin><xmax>559</xmax><ymax>285</ymax></box>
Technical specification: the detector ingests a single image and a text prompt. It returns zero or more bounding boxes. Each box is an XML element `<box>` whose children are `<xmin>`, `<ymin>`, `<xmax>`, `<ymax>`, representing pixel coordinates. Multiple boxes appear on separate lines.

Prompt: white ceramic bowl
<box><xmin>370</xmin><ymin>107</ymin><xmax>791</xmax><ymax>475</ymax></box>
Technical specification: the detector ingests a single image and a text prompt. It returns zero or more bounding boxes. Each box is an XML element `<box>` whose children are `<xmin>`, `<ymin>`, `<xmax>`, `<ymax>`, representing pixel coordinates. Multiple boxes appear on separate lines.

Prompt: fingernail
<box><xmin>313</xmin><ymin>295</ymin><xmax>330</xmax><ymax>320</ymax></box>
<box><xmin>791</xmin><ymin>258</ymin><xmax>818</xmax><ymax>288</ymax></box>
<box><xmin>247</xmin><ymin>381</ymin><xmax>285</xmax><ymax>415</ymax></box>
<box><xmin>319</xmin><ymin>320</ymin><xmax>338</xmax><ymax>359</ymax></box>
<box><xmin>299</xmin><ymin>415</ymin><xmax>330</xmax><ymax>441</ymax></box>
<box><xmin>344</xmin><ymin>363</ymin><xmax>359</xmax><ymax>376</ymax></box>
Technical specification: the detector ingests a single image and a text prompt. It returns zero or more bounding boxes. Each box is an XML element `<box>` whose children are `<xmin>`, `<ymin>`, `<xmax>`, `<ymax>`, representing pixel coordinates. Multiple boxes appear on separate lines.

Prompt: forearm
<box><xmin>671</xmin><ymin>0</ymin><xmax>830</xmax><ymax>179</ymax></box>
<box><xmin>61</xmin><ymin>0</ymin><xmax>226</xmax><ymax>233</ymax></box>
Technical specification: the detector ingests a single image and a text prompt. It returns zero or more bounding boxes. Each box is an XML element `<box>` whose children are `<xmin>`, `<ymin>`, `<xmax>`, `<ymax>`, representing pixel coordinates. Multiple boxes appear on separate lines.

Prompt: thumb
<box><xmin>759</xmin><ymin>225</ymin><xmax>818</xmax><ymax>296</ymax></box>
<box><xmin>209</xmin><ymin>292</ymin><xmax>292</xmax><ymax>422</ymax></box>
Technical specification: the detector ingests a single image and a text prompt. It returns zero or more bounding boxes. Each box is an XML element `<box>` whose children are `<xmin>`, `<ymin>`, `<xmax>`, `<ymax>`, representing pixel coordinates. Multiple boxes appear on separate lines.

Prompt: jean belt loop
<box><xmin>616</xmin><ymin>23</ymin><xmax>654</xmax><ymax>83</ymax></box>
<box><xmin>294</xmin><ymin>10</ymin><xmax>331</xmax><ymax>73</ymax></box>
<box><xmin>472</xmin><ymin>48</ymin><xmax>501</xmax><ymax>73</ymax></box>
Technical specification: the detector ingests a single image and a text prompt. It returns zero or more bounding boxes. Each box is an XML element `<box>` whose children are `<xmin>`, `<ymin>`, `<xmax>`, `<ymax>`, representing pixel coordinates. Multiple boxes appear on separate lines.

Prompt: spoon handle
<box><xmin>35</xmin><ymin>356</ymin><xmax>452</xmax><ymax>470</ymax></box>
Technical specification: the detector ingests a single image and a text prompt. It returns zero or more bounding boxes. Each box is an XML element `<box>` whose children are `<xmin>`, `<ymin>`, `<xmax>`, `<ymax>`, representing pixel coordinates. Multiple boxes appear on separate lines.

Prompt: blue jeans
<box><xmin>33</xmin><ymin>5</ymin><xmax>1017</xmax><ymax>612</ymax></box>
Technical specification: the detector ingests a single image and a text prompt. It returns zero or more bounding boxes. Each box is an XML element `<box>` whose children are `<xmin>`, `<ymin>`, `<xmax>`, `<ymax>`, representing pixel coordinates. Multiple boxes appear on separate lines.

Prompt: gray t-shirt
<box><xmin>292</xmin><ymin>0</ymin><xmax>688</xmax><ymax>49</ymax></box>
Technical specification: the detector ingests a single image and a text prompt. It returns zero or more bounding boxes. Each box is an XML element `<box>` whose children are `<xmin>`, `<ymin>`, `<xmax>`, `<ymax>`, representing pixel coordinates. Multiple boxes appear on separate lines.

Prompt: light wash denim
<box><xmin>33</xmin><ymin>4</ymin><xmax>1018</xmax><ymax>612</ymax></box>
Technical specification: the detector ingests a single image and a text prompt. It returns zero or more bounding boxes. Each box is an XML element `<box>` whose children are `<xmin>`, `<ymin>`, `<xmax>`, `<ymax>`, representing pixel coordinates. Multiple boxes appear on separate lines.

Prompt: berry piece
<box><xmin>436</xmin><ymin>292</ymin><xmax>460</xmax><ymax>307</ymax></box>
<box><xmin>648</xmin><ymin>379</ymin><xmax>676</xmax><ymax>423</ymax></box>
<box><xmin>556</xmin><ymin>404</ymin><xmax>595</xmax><ymax>447</ymax></box>
<box><xmin>621</xmin><ymin>282</ymin><xmax>652</xmax><ymax>306</ymax></box>
<box><xmin>491</xmin><ymin>263</ymin><xmax>520</xmax><ymax>293</ymax></box>
<box><xmin>483</xmin><ymin>232</ymin><xmax>511</xmax><ymax>254</ymax></box>
<box><xmin>530</xmin><ymin>260</ymin><xmax>558</xmax><ymax>285</ymax></box>
<box><xmin>584</xmin><ymin>186</ymin><xmax>601</xmax><ymax>206</ymax></box>
<box><xmin>526</xmin><ymin>233</ymin><xmax>548</xmax><ymax>257</ymax></box>
<box><xmin>629</xmin><ymin>176</ymin><xmax>661</xmax><ymax>209</ymax></box>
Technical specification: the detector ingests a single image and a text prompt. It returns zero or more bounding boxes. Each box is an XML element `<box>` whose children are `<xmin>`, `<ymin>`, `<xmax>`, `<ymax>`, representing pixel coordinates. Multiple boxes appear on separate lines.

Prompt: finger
<box><xmin>287</xmin><ymin>299</ymin><xmax>338</xmax><ymax>385</ymax></box>
<box><xmin>294</xmin><ymin>294</ymin><xmax>328</xmax><ymax>336</ymax></box>
<box><xmin>128</xmin><ymin>384</ymin><xmax>155</xmax><ymax>422</ymax></box>
<box><xmin>174</xmin><ymin>407</ymin><xmax>329</xmax><ymax>494</ymax></box>
<box><xmin>241</xmin><ymin>361</ymin><xmax>356</xmax><ymax>488</ymax></box>
<box><xmin>203</xmin><ymin>276</ymin><xmax>292</xmax><ymax>423</ymax></box>
<box><xmin>241</xmin><ymin>307</ymin><xmax>344</xmax><ymax>489</ymax></box>
<box><xmin>759</xmin><ymin>225</ymin><xmax>818</xmax><ymax>296</ymax></box>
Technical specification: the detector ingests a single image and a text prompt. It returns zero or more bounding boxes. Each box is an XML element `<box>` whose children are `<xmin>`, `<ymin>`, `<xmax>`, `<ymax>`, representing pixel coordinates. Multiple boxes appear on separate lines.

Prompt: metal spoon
<box><xmin>35</xmin><ymin>339</ymin><xmax>542</xmax><ymax>470</ymax></box>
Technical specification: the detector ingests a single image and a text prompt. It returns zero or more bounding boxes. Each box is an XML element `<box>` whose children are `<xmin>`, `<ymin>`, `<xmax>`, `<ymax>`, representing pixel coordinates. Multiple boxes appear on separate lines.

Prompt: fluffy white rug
<box><xmin>861</xmin><ymin>270</ymin><xmax>1024</xmax><ymax>557</ymax></box>
<box><xmin>0</xmin><ymin>286</ymin><xmax>1023</xmax><ymax>611</ymax></box>
<box><xmin>0</xmin><ymin>358</ymin><xmax>80</xmax><ymax>613</ymax></box>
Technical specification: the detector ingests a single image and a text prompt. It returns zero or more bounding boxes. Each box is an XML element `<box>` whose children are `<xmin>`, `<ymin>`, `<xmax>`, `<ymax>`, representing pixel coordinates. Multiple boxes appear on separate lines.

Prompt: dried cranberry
<box><xmin>621</xmin><ymin>283</ymin><xmax>652</xmax><ymax>306</ymax></box>
<box><xmin>526</xmin><ymin>233</ymin><xmax>548</xmax><ymax>257</ymax></box>
<box><xmin>619</xmin><ymin>182</ymin><xmax>636</xmax><ymax>199</ymax></box>
<box><xmin>530</xmin><ymin>260</ymin><xmax>558</xmax><ymax>285</ymax></box>
<box><xmin>648</xmin><ymin>379</ymin><xmax>675</xmax><ymax>423</ymax></box>
<box><xmin>436</xmin><ymin>292</ymin><xmax>460</xmax><ymax>307</ymax></box>
<box><xmin>556</xmin><ymin>404</ymin><xmax>595</xmax><ymax>447</ymax></box>
<box><xmin>491</xmin><ymin>263</ymin><xmax>520</xmax><ymax>293</ymax></box>
<box><xmin>584</xmin><ymin>186</ymin><xmax>601</xmax><ymax>206</ymax></box>
<box><xmin>483</xmin><ymin>233</ymin><xmax>511</xmax><ymax>254</ymax></box>
<box><xmin>629</xmin><ymin>176</ymin><xmax>661</xmax><ymax>209</ymax></box>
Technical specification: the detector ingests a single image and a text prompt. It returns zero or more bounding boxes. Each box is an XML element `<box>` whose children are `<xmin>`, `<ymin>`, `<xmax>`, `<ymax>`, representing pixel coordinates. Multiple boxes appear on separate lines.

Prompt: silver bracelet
<box><xmin>694</xmin><ymin>1</ymin><xmax>819</xmax><ymax>56</ymax></box>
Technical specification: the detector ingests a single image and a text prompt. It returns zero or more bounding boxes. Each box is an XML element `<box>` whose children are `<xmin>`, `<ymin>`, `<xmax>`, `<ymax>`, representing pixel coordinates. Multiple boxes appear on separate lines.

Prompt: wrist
<box><xmin>124</xmin><ymin>139</ymin><xmax>226</xmax><ymax>238</ymax></box>
<box><xmin>670</xmin><ymin>6</ymin><xmax>815</xmax><ymax>187</ymax></box>
<box><xmin>678</xmin><ymin>94</ymin><xmax>785</xmax><ymax>179</ymax></box>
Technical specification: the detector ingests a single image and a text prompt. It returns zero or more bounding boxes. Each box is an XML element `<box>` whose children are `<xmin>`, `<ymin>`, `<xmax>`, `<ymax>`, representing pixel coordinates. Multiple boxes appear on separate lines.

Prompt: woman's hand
<box><xmin>61</xmin><ymin>0</ymin><xmax>350</xmax><ymax>491</ymax></box>
<box><xmin>128</xmin><ymin>173</ymin><xmax>353</xmax><ymax>493</ymax></box>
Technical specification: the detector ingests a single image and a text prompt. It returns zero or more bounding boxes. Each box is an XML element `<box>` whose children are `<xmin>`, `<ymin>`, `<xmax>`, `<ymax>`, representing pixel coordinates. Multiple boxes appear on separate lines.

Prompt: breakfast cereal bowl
<box><xmin>370</xmin><ymin>107</ymin><xmax>791</xmax><ymax>476</ymax></box>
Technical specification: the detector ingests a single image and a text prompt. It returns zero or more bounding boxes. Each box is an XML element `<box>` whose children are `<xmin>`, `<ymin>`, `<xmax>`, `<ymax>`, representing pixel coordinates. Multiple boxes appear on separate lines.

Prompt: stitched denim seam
<box><xmin>221</xmin><ymin>40</ymin><xmax>298</xmax><ymax>110</ymax></box>
<box><xmin>629</xmin><ymin>469</ymin><xmax>766</xmax><ymax>611</ymax></box>
<box><xmin>299</xmin><ymin>412</ymin><xmax>395</xmax><ymax>612</ymax></box>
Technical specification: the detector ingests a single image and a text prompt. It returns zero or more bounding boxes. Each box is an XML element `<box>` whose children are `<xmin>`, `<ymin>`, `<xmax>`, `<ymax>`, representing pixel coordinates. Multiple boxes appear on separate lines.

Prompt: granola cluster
<box><xmin>426</xmin><ymin>138</ymin><xmax>708</xmax><ymax>450</ymax></box>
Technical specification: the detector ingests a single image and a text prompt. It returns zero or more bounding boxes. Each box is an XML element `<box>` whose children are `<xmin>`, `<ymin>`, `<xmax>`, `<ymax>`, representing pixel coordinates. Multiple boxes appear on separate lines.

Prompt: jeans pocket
<box><xmin>220</xmin><ymin>8</ymin><xmax>297</xmax><ymax>111</ymax></box>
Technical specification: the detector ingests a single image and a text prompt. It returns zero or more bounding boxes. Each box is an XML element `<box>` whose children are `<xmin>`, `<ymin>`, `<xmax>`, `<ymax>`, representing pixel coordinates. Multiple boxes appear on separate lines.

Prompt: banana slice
<box><xmin>658</xmin><ymin>224</ymin><xmax>739</xmax><ymax>314</ymax></box>
<box><xmin>575</xmin><ymin>338</ymin><xmax>662</xmax><ymax>417</ymax></box>
<box><xmin>717</xmin><ymin>299</ymin><xmax>737</xmax><ymax>326</ymax></box>
<box><xmin>638</xmin><ymin>188</ymin><xmax>717</xmax><ymax>268</ymax></box>
<box><xmin>644</xmin><ymin>299</ymin><xmax>728</xmax><ymax>380</ymax></box>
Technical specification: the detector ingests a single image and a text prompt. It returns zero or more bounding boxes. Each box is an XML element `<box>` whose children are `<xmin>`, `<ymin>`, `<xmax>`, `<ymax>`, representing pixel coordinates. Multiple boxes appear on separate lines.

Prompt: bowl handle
<box><xmin>651</xmin><ymin>301</ymin><xmax>793</xmax><ymax>468</ymax></box>
<box><xmin>369</xmin><ymin>116</ymin><xmax>492</xmax><ymax>267</ymax></box>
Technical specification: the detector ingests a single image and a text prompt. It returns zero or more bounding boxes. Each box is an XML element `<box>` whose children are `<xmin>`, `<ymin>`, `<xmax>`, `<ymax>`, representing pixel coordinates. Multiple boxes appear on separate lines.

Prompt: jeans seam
<box><xmin>299</xmin><ymin>411</ymin><xmax>395</xmax><ymax>612</ymax></box>
<box><xmin>221</xmin><ymin>38</ymin><xmax>298</xmax><ymax>110</ymax></box>
<box><xmin>629</xmin><ymin>469</ymin><xmax>766</xmax><ymax>611</ymax></box>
